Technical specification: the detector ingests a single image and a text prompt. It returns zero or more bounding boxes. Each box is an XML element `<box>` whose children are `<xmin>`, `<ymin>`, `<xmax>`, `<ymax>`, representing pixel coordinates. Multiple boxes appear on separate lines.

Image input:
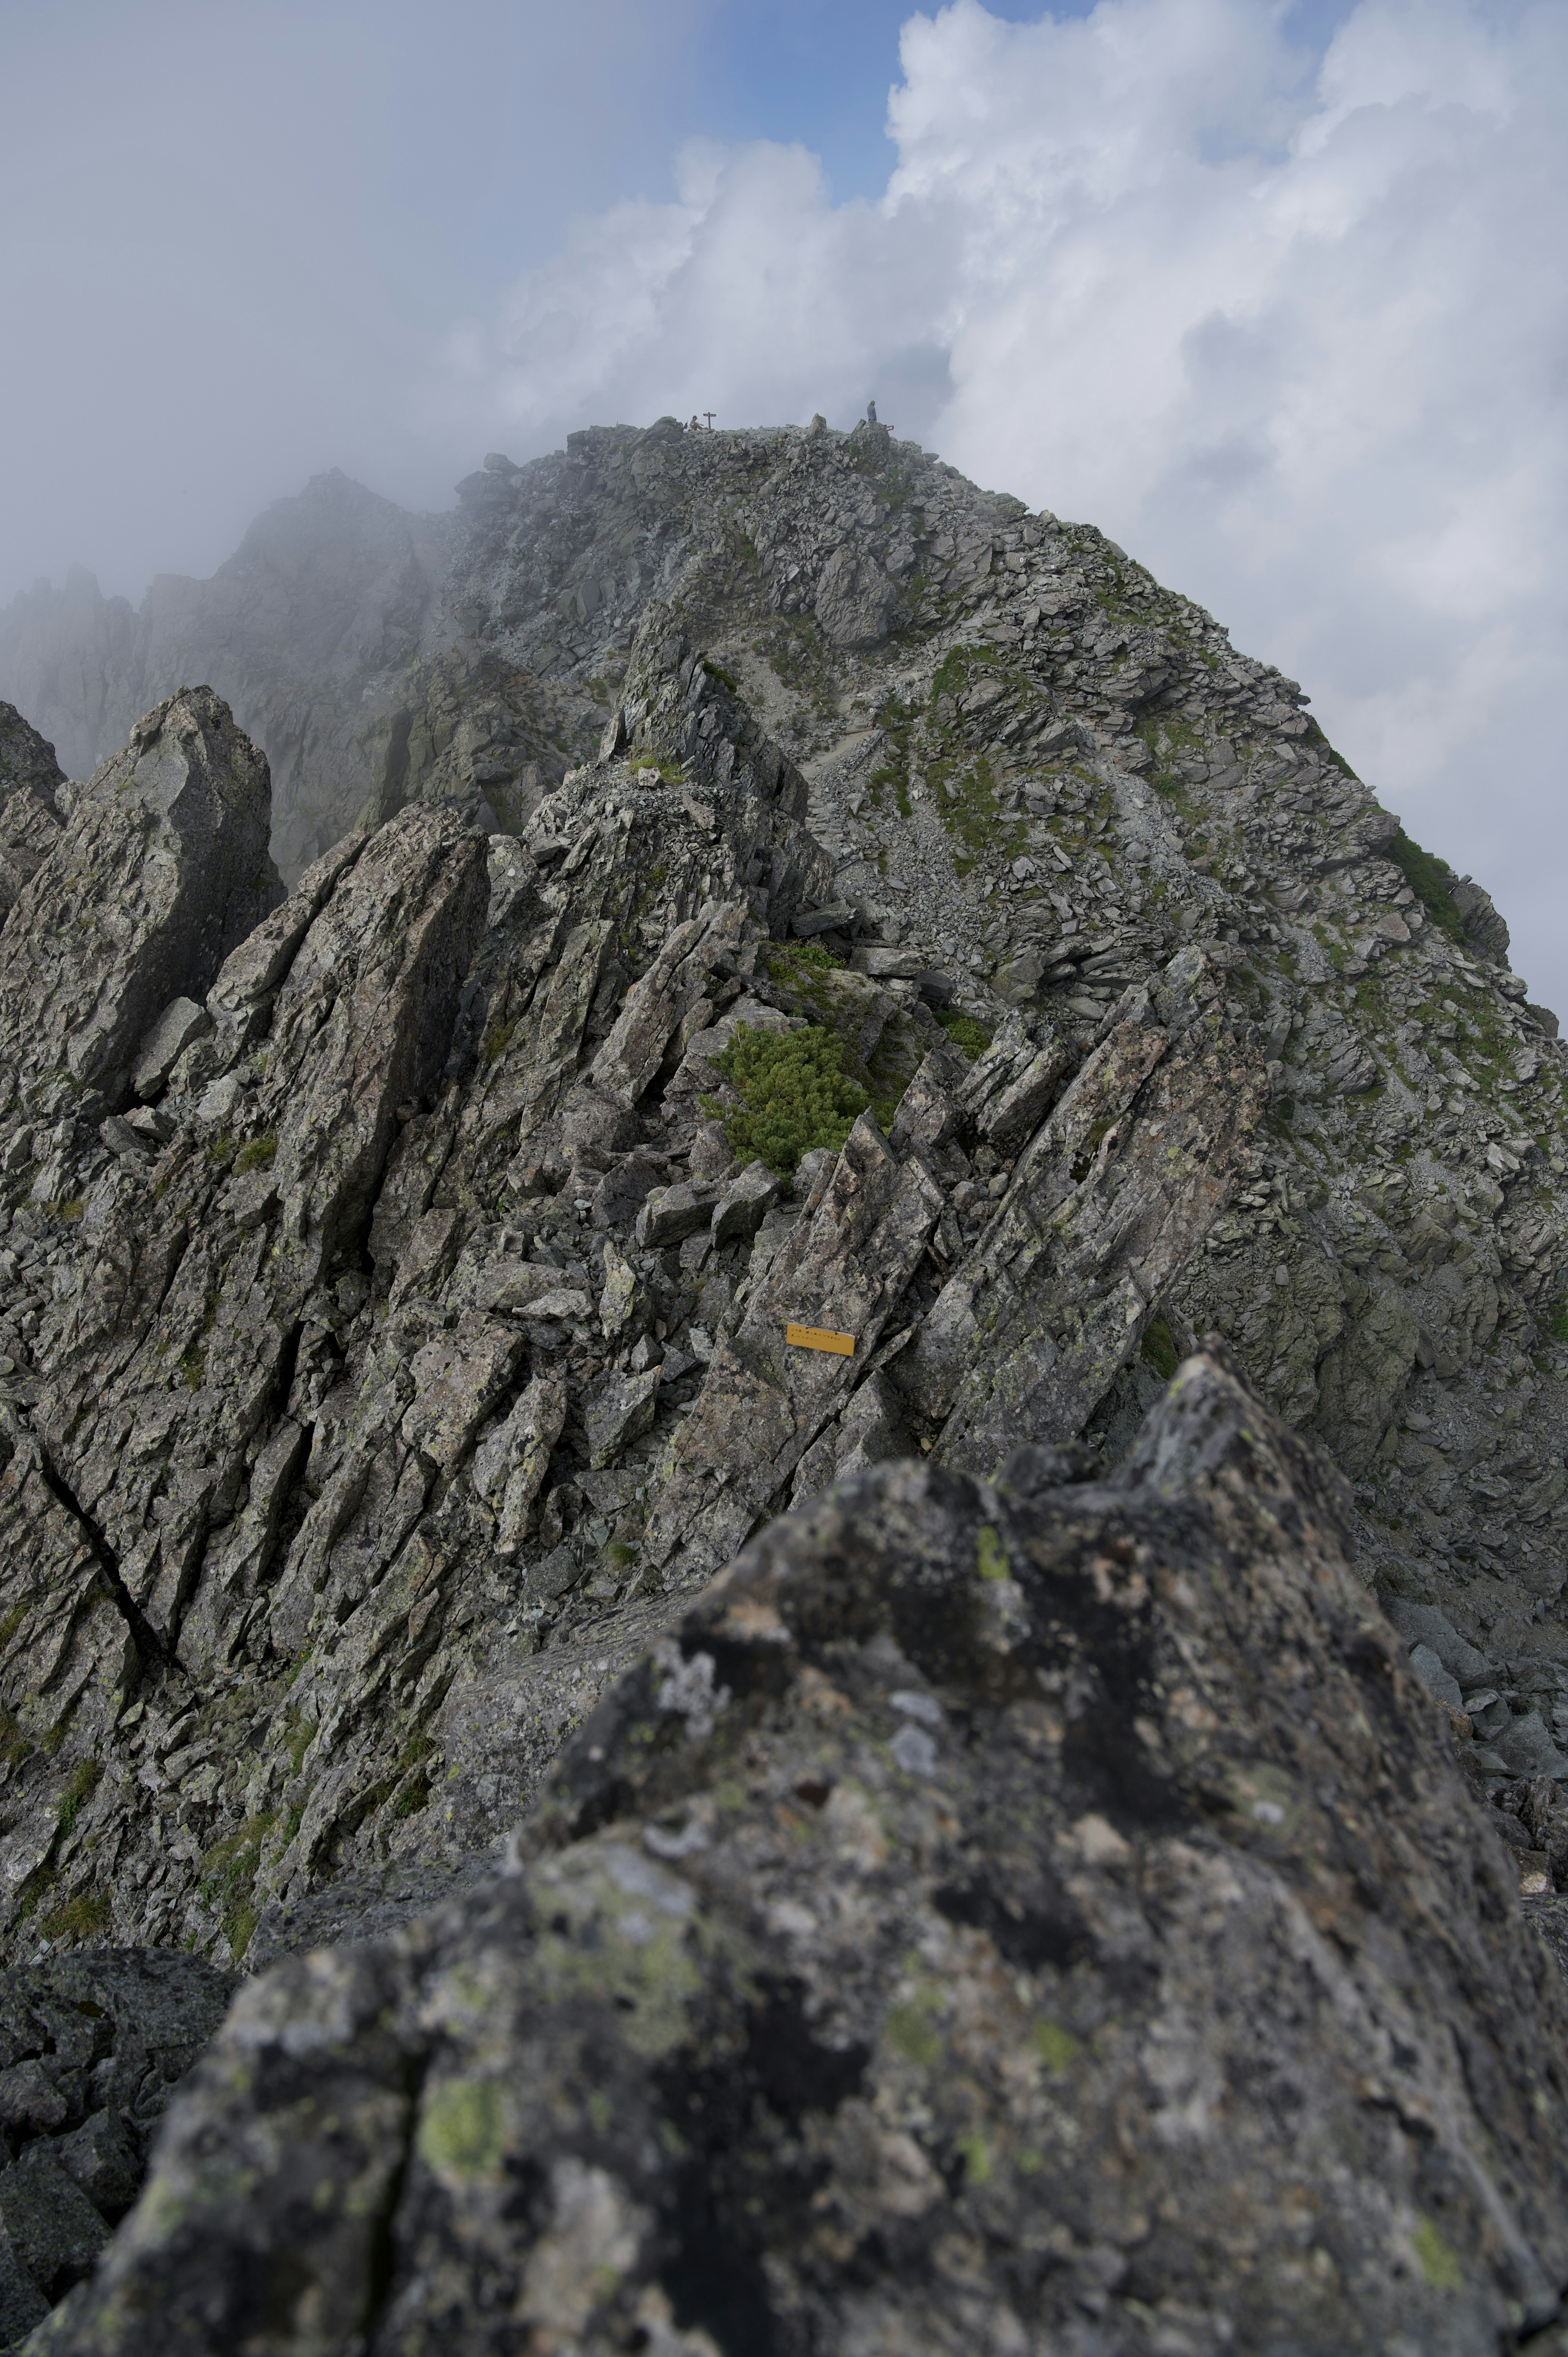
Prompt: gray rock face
<box><xmin>0</xmin><ymin>703</ymin><xmax>63</xmax><ymax>915</ymax></box>
<box><xmin>32</xmin><ymin>1353</ymin><xmax>1568</xmax><ymax>2355</ymax></box>
<box><xmin>2</xmin><ymin>417</ymin><xmax>1568</xmax><ymax>2348</ymax></box>
<box><xmin>0</xmin><ymin>1949</ymin><xmax>229</xmax><ymax>2334</ymax></box>
<box><xmin>0</xmin><ymin>686</ymin><xmax>280</xmax><ymax>1117</ymax></box>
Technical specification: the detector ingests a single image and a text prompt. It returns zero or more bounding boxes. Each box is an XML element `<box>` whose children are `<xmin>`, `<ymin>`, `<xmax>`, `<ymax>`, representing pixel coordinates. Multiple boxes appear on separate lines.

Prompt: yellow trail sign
<box><xmin>786</xmin><ymin>1322</ymin><xmax>855</xmax><ymax>1358</ymax></box>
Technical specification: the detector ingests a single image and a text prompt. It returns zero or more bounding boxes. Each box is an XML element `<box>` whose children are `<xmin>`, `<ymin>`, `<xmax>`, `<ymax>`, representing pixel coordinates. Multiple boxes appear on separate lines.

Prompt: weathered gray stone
<box><xmin>3</xmin><ymin>415</ymin><xmax>1568</xmax><ymax>2348</ymax></box>
<box><xmin>641</xmin><ymin>1113</ymin><xmax>941</xmax><ymax>1590</ymax></box>
<box><xmin>635</xmin><ymin>1177</ymin><xmax>719</xmax><ymax>1247</ymax></box>
<box><xmin>709</xmin><ymin>1158</ymin><xmax>777</xmax><ymax>1243</ymax></box>
<box><xmin>1410</xmin><ymin>1641</ymin><xmax>1464</xmax><ymax>1711</ymax></box>
<box><xmin>1497</xmin><ymin>1712</ymin><xmax>1568</xmax><ymax>1781</ymax></box>
<box><xmin>0</xmin><ymin>701</ymin><xmax>63</xmax><ymax>916</ymax></box>
<box><xmin>0</xmin><ymin>687</ymin><xmax>281</xmax><ymax>1112</ymax></box>
<box><xmin>31</xmin><ymin>1353</ymin><xmax>1568</xmax><ymax>2356</ymax></box>
<box><xmin>583</xmin><ymin>1366</ymin><xmax>662</xmax><ymax>1470</ymax></box>
<box><xmin>128</xmin><ymin>998</ymin><xmax>212</xmax><ymax>1101</ymax></box>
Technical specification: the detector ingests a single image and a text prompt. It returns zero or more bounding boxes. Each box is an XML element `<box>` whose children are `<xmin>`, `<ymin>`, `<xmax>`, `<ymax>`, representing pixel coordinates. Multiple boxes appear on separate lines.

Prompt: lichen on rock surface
<box><xmin>30</xmin><ymin>1352</ymin><xmax>1568</xmax><ymax>2355</ymax></box>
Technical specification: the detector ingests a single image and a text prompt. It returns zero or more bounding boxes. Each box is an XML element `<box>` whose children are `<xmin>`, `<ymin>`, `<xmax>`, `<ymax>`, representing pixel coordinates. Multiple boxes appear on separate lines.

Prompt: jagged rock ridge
<box><xmin>0</xmin><ymin>414</ymin><xmax>1567</xmax><ymax>2348</ymax></box>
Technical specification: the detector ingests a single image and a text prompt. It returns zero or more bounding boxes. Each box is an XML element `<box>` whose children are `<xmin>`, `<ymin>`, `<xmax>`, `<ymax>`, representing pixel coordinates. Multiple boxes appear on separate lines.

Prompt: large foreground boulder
<box><xmin>33</xmin><ymin>1351</ymin><xmax>1568</xmax><ymax>2354</ymax></box>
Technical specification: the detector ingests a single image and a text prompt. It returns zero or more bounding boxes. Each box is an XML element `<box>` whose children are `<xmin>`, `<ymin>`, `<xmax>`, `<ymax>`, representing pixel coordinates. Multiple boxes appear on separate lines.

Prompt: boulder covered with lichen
<box><xmin>30</xmin><ymin>1351</ymin><xmax>1568</xmax><ymax>2355</ymax></box>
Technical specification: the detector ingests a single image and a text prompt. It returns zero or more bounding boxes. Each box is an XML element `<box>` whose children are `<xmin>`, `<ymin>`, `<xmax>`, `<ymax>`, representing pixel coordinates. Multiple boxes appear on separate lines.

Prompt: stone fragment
<box><xmin>583</xmin><ymin>1366</ymin><xmax>661</xmax><ymax>1470</ymax></box>
<box><xmin>920</xmin><ymin>978</ymin><xmax>1263</xmax><ymax>1469</ymax></box>
<box><xmin>129</xmin><ymin>997</ymin><xmax>212</xmax><ymax>1100</ymax></box>
<box><xmin>96</xmin><ymin>1117</ymin><xmax>151</xmax><ymax>1163</ymax></box>
<box><xmin>401</xmin><ymin>1320</ymin><xmax>528</xmax><ymax>1471</ymax></box>
<box><xmin>1386</xmin><ymin>1600</ymin><xmax>1492</xmax><ymax>1686</ymax></box>
<box><xmin>0</xmin><ymin>702</ymin><xmax>64</xmax><ymax>916</ymax></box>
<box><xmin>958</xmin><ymin>1012</ymin><xmax>1073</xmax><ymax>1151</ymax></box>
<box><xmin>1408</xmin><ymin>1642</ymin><xmax>1463</xmax><ymax>1711</ymax></box>
<box><xmin>1496</xmin><ymin>1713</ymin><xmax>1568</xmax><ymax>1781</ymax></box>
<box><xmin>0</xmin><ymin>2057</ymin><xmax>68</xmax><ymax>2132</ymax></box>
<box><xmin>517</xmin><ymin>1289</ymin><xmax>593</xmax><ymax>1323</ymax></box>
<box><xmin>0</xmin><ymin>2240</ymin><xmax>49</xmax><ymax>2343</ymax></box>
<box><xmin>851</xmin><ymin>945</ymin><xmax>927</xmax><ymax>981</ymax></box>
<box><xmin>888</xmin><ymin>1047</ymin><xmax>967</xmax><ymax>1162</ymax></box>
<box><xmin>641</xmin><ymin>1113</ymin><xmax>940</xmax><ymax>1588</ymax></box>
<box><xmin>598</xmin><ymin>1240</ymin><xmax>646</xmax><ymax>1338</ymax></box>
<box><xmin>0</xmin><ymin>2150</ymin><xmax>110</xmax><ymax>2299</ymax></box>
<box><xmin>636</xmin><ymin>1178</ymin><xmax>719</xmax><ymax>1247</ymax></box>
<box><xmin>710</xmin><ymin>1160</ymin><xmax>778</xmax><ymax>1244</ymax></box>
<box><xmin>471</xmin><ymin>1376</ymin><xmax>568</xmax><ymax>1556</ymax></box>
<box><xmin>813</xmin><ymin>545</ymin><xmax>898</xmax><ymax>649</ymax></box>
<box><xmin>50</xmin><ymin>2111</ymin><xmax>144</xmax><ymax>2220</ymax></box>
<box><xmin>791</xmin><ymin>902</ymin><xmax>855</xmax><ymax>937</ymax></box>
<box><xmin>590</xmin><ymin>1152</ymin><xmax>666</xmax><ymax>1231</ymax></box>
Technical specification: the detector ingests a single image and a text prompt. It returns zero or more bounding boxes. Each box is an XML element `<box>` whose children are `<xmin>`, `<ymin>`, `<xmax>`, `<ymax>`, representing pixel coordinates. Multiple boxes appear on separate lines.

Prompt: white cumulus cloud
<box><xmin>438</xmin><ymin>0</ymin><xmax>1568</xmax><ymax>1005</ymax></box>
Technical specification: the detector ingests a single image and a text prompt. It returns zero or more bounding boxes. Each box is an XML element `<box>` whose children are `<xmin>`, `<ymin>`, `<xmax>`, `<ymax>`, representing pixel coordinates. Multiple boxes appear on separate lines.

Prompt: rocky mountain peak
<box><xmin>0</xmin><ymin>419</ymin><xmax>1566</xmax><ymax>2348</ymax></box>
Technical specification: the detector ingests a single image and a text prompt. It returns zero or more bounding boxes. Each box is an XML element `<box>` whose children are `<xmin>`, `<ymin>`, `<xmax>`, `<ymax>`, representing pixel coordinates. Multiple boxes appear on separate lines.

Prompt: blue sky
<box><xmin>700</xmin><ymin>0</ymin><xmax>1359</xmax><ymax>198</ymax></box>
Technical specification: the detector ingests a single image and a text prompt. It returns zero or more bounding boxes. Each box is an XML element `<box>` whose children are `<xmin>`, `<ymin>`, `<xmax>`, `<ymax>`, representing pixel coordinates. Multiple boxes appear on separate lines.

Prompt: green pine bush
<box><xmin>713</xmin><ymin>1023</ymin><xmax>870</xmax><ymax>1175</ymax></box>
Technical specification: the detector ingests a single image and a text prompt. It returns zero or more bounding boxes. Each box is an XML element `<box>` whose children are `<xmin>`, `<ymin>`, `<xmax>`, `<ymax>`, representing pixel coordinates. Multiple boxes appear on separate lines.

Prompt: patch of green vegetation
<box><xmin>1140</xmin><ymin>1318</ymin><xmax>1179</xmax><ymax>1382</ymax></box>
<box><xmin>52</xmin><ymin>1197</ymin><xmax>85</xmax><ymax>1223</ymax></box>
<box><xmin>764</xmin><ymin>941</ymin><xmax>843</xmax><ymax>986</ymax></box>
<box><xmin>0</xmin><ymin>1711</ymin><xmax>32</xmax><ymax>1770</ymax></box>
<box><xmin>1411</xmin><ymin>2213</ymin><xmax>1464</xmax><ymax>2292</ymax></box>
<box><xmin>56</xmin><ymin>1759</ymin><xmax>101</xmax><ymax>1839</ymax></box>
<box><xmin>938</xmin><ymin>1011</ymin><xmax>991</xmax><ymax>1061</ymax></box>
<box><xmin>956</xmin><ymin>2130</ymin><xmax>993</xmax><ymax>2186</ymax></box>
<box><xmin>483</xmin><ymin>1019</ymin><xmax>518</xmax><ymax>1066</ymax></box>
<box><xmin>1549</xmin><ymin>1299</ymin><xmax>1568</xmax><ymax>1347</ymax></box>
<box><xmin>930</xmin><ymin>749</ymin><xmax>1015</xmax><ymax>876</ymax></box>
<box><xmin>1031</xmin><ymin>2019</ymin><xmax>1080</xmax><ymax>2073</ymax></box>
<box><xmin>605</xmin><ymin>1540</ymin><xmax>638</xmax><ymax>1571</ymax></box>
<box><xmin>375</xmin><ymin>1730</ymin><xmax>435</xmax><ymax>1821</ymax></box>
<box><xmin>885</xmin><ymin>1996</ymin><xmax>943</xmax><ymax>2070</ymax></box>
<box><xmin>234</xmin><ymin>1134</ymin><xmax>276</xmax><ymax>1174</ymax></box>
<box><xmin>200</xmin><ymin>1812</ymin><xmax>279</xmax><ymax>1961</ymax></box>
<box><xmin>976</xmin><ymin>1525</ymin><xmax>1011</xmax><ymax>1583</ymax></box>
<box><xmin>1134</xmin><ymin>712</ymin><xmax>1210</xmax><ymax>803</ymax></box>
<box><xmin>628</xmin><ymin>751</ymin><xmax>686</xmax><ymax>785</ymax></box>
<box><xmin>39</xmin><ymin>1888</ymin><xmax>110</xmax><ymax>1944</ymax></box>
<box><xmin>700</xmin><ymin>658</ymin><xmax>739</xmax><ymax>694</ymax></box>
<box><xmin>0</xmin><ymin>1604</ymin><xmax>27</xmax><ymax>1652</ymax></box>
<box><xmin>282</xmin><ymin>1708</ymin><xmax>315</xmax><ymax>1777</ymax></box>
<box><xmin>1312</xmin><ymin>922</ymin><xmax>1349</xmax><ymax>976</ymax></box>
<box><xmin>869</xmin><ymin>691</ymin><xmax>917</xmax><ymax>818</ymax></box>
<box><xmin>1302</xmin><ymin>716</ymin><xmax>1359</xmax><ymax>780</ymax></box>
<box><xmin>418</xmin><ymin>2076</ymin><xmax>506</xmax><ymax>2181</ymax></box>
<box><xmin>207</xmin><ymin>1131</ymin><xmax>235</xmax><ymax>1168</ymax></box>
<box><xmin>1387</xmin><ymin>827</ymin><xmax>1464</xmax><ymax>941</ymax></box>
<box><xmin>709</xmin><ymin>1024</ymin><xmax>870</xmax><ymax>1176</ymax></box>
